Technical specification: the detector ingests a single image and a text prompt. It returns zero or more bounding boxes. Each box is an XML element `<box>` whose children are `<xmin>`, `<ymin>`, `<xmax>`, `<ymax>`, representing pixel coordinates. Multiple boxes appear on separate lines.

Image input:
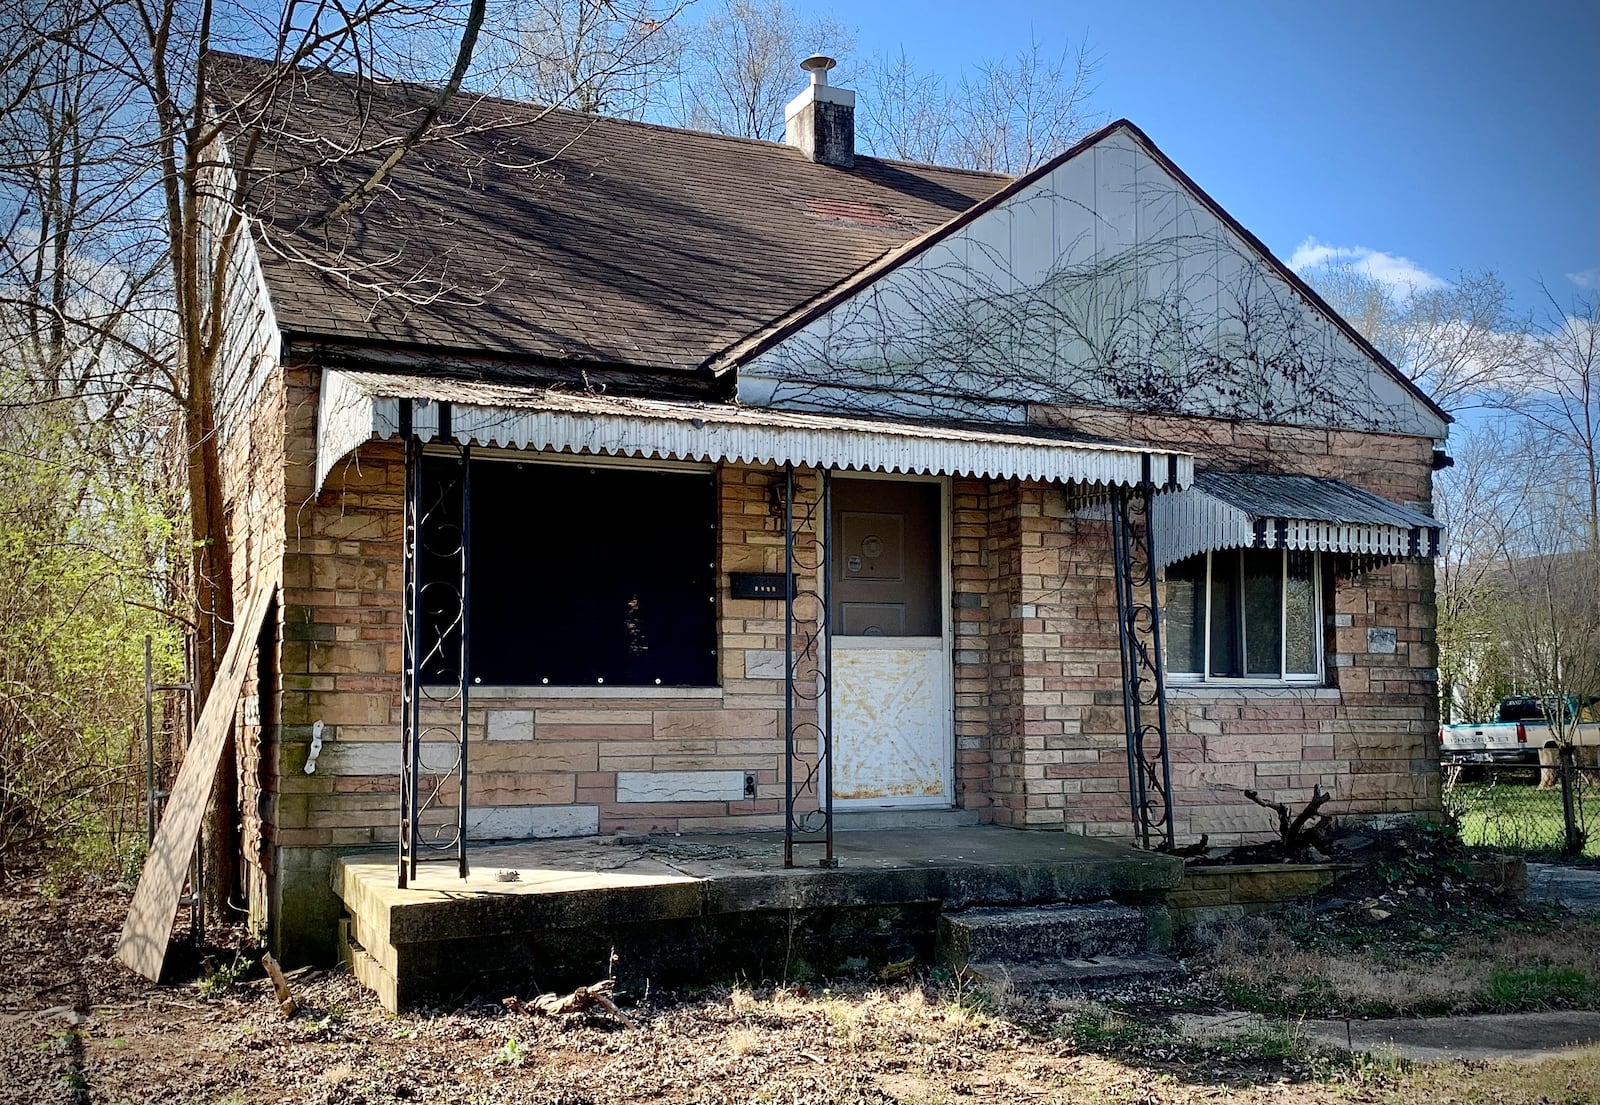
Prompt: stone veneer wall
<box><xmin>1023</xmin><ymin>405</ymin><xmax>1442</xmax><ymax>844</ymax></box>
<box><xmin>269</xmin><ymin>362</ymin><xmax>845</xmax><ymax>959</ymax></box>
<box><xmin>248</xmin><ymin>363</ymin><xmax>1441</xmax><ymax>963</ymax></box>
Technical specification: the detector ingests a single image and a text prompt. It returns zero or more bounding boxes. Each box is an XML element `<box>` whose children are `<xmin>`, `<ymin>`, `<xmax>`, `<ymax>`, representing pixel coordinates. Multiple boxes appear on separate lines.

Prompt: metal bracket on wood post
<box><xmin>399</xmin><ymin>401</ymin><xmax>472</xmax><ymax>888</ymax></box>
<box><xmin>1111</xmin><ymin>481</ymin><xmax>1176</xmax><ymax>851</ymax></box>
<box><xmin>782</xmin><ymin>464</ymin><xmax>835</xmax><ymax>868</ymax></box>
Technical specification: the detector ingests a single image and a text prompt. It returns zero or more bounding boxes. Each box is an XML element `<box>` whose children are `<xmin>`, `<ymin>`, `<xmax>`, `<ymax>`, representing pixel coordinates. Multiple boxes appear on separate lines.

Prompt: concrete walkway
<box><xmin>1302</xmin><ymin>1011</ymin><xmax>1600</xmax><ymax>1062</ymax></box>
<box><xmin>1178</xmin><ymin>1010</ymin><xmax>1600</xmax><ymax>1063</ymax></box>
<box><xmin>1526</xmin><ymin>863</ymin><xmax>1600</xmax><ymax>912</ymax></box>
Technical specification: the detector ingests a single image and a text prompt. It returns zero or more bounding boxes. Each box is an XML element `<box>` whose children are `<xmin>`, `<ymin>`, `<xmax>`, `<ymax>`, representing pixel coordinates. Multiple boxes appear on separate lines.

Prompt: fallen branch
<box><xmin>503</xmin><ymin>978</ymin><xmax>622</xmax><ymax>1019</ymax></box>
<box><xmin>1243</xmin><ymin>783</ymin><xmax>1334</xmax><ymax>851</ymax></box>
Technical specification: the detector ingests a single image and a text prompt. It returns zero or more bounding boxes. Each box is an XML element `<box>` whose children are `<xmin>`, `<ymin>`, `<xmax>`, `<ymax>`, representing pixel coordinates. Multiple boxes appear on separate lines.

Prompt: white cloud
<box><xmin>1565</xmin><ymin>267</ymin><xmax>1599</xmax><ymax>291</ymax></box>
<box><xmin>1288</xmin><ymin>237</ymin><xmax>1448</xmax><ymax>295</ymax></box>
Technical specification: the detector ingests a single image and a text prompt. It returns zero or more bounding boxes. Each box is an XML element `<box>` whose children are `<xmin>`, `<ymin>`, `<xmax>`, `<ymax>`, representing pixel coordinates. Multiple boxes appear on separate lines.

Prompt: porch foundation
<box><xmin>334</xmin><ymin>826</ymin><xmax>1183</xmax><ymax>1011</ymax></box>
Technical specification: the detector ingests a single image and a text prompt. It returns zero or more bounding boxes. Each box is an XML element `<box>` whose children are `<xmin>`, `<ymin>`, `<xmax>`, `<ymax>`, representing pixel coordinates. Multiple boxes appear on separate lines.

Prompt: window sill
<box><xmin>425</xmin><ymin>685</ymin><xmax>725</xmax><ymax>700</ymax></box>
<box><xmin>1166</xmin><ymin>684</ymin><xmax>1340</xmax><ymax>701</ymax></box>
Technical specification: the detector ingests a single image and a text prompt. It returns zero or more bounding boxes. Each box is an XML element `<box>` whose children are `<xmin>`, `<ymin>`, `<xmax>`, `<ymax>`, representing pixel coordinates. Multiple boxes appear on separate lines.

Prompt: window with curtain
<box><xmin>1164</xmin><ymin>548</ymin><xmax>1322</xmax><ymax>682</ymax></box>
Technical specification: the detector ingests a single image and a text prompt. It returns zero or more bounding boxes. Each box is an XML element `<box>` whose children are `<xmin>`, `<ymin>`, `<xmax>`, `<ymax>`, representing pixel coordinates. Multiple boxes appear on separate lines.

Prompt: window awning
<box><xmin>1151</xmin><ymin>469</ymin><xmax>1441</xmax><ymax>567</ymax></box>
<box><xmin>316</xmin><ymin>369</ymin><xmax>1194</xmax><ymax>492</ymax></box>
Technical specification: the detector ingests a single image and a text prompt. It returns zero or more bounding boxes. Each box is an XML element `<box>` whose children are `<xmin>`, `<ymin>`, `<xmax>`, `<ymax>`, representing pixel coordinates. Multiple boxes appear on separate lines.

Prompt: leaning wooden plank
<box><xmin>117</xmin><ymin>576</ymin><xmax>279</xmax><ymax>981</ymax></box>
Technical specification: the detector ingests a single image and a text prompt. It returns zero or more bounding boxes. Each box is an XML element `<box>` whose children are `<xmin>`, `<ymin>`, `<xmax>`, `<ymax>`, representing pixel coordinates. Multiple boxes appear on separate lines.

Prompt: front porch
<box><xmin>335</xmin><ymin>824</ymin><xmax>1183</xmax><ymax>1011</ymax></box>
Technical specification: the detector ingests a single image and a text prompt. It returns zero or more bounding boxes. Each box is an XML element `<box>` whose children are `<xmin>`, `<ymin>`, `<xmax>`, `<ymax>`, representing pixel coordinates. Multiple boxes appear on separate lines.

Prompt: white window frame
<box><xmin>1164</xmin><ymin>547</ymin><xmax>1325</xmax><ymax>686</ymax></box>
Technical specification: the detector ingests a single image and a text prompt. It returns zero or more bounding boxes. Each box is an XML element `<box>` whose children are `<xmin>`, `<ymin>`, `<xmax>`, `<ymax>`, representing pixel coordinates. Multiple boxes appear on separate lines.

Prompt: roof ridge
<box><xmin>206</xmin><ymin>50</ymin><xmax>1009</xmax><ymax>179</ymax></box>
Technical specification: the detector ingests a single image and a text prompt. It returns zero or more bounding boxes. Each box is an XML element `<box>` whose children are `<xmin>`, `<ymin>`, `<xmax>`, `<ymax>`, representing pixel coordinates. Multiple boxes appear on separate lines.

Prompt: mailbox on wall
<box><xmin>729</xmin><ymin>572</ymin><xmax>794</xmax><ymax>599</ymax></box>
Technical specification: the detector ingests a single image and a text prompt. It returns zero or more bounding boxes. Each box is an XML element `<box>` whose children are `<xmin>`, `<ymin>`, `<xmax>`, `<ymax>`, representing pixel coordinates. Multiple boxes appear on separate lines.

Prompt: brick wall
<box><xmin>272</xmin><ymin>365</ymin><xmax>838</xmax><ymax>924</ymax></box>
<box><xmin>207</xmin><ymin>185</ymin><xmax>288</xmax><ymax>940</ymax></box>
<box><xmin>218</xmin><ymin>366</ymin><xmax>287</xmax><ymax>939</ymax></box>
<box><xmin>256</xmin><ymin>365</ymin><xmax>1441</xmax><ymax>959</ymax></box>
<box><xmin>1019</xmin><ymin>404</ymin><xmax>1441</xmax><ymax>845</ymax></box>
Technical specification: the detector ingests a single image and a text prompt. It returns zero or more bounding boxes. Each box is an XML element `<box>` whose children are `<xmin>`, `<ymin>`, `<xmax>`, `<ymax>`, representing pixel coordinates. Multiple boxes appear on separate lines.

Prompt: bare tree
<box><xmin>1432</xmin><ymin>428</ymin><xmax>1516</xmax><ymax>723</ymax></box>
<box><xmin>675</xmin><ymin>0</ymin><xmax>854</xmax><ymax>140</ymax></box>
<box><xmin>1489</xmin><ymin>423</ymin><xmax>1600</xmax><ymax>766</ymax></box>
<box><xmin>0</xmin><ymin>0</ymin><xmax>186</xmax><ymax>875</ymax></box>
<box><xmin>1504</xmin><ymin>287</ymin><xmax>1600</xmax><ymax>553</ymax></box>
<box><xmin>948</xmin><ymin>36</ymin><xmax>1098</xmax><ymax>174</ymax></box>
<box><xmin>0</xmin><ymin>0</ymin><xmax>516</xmax><ymax>911</ymax></box>
<box><xmin>1306</xmin><ymin>264</ymin><xmax>1526</xmax><ymax>413</ymax></box>
<box><xmin>855</xmin><ymin>48</ymin><xmax>955</xmax><ymax>165</ymax></box>
<box><xmin>855</xmin><ymin>37</ymin><xmax>1098</xmax><ymax>173</ymax></box>
<box><xmin>500</xmin><ymin>0</ymin><xmax>687</xmax><ymax>116</ymax></box>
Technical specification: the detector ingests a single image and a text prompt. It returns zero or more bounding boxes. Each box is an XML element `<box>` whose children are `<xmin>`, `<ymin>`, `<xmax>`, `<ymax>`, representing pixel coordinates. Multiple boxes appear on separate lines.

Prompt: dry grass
<box><xmin>8</xmin><ymin>879</ymin><xmax>1600</xmax><ymax>1105</ymax></box>
<box><xmin>1201</xmin><ymin>915</ymin><xmax>1600</xmax><ymax>1017</ymax></box>
<box><xmin>724</xmin><ymin>1024</ymin><xmax>762</xmax><ymax>1056</ymax></box>
<box><xmin>1379</xmin><ymin>1046</ymin><xmax>1600</xmax><ymax>1105</ymax></box>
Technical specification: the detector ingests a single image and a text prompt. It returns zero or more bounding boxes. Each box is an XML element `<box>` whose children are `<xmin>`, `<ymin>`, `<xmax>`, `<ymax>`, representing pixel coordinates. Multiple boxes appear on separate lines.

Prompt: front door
<box><xmin>830</xmin><ymin>477</ymin><xmax>951</xmax><ymax>807</ymax></box>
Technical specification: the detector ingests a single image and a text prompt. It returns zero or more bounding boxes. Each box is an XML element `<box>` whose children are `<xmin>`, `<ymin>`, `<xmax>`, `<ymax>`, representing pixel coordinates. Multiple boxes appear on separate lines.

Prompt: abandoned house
<box><xmin>150</xmin><ymin>52</ymin><xmax>1452</xmax><ymax>999</ymax></box>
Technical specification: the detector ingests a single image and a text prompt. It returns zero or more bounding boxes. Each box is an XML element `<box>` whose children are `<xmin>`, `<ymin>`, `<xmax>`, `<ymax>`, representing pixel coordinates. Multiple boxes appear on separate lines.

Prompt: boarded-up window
<box><xmin>420</xmin><ymin>457</ymin><xmax>716</xmax><ymax>687</ymax></box>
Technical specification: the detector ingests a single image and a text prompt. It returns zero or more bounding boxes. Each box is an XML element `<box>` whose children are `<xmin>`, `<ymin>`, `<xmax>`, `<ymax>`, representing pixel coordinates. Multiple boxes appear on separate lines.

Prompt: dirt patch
<box><xmin>1182</xmin><ymin>824</ymin><xmax>1600</xmax><ymax>1018</ymax></box>
<box><xmin>2</xmin><ymin>868</ymin><xmax>1598</xmax><ymax>1105</ymax></box>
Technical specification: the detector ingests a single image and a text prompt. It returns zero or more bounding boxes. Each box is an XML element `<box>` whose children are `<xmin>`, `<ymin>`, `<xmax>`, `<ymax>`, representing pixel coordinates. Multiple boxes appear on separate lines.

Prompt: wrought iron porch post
<box><xmin>1109</xmin><ymin>491</ymin><xmax>1144</xmax><ymax>838</ymax></box>
<box><xmin>820</xmin><ymin>468</ymin><xmax>834</xmax><ymax>867</ymax></box>
<box><xmin>400</xmin><ymin>401</ymin><xmax>420</xmax><ymax>887</ymax></box>
<box><xmin>781</xmin><ymin>464</ymin><xmax>834</xmax><ymax>869</ymax></box>
<box><xmin>783</xmin><ymin>463</ymin><xmax>796</xmax><ymax>868</ymax></box>
<box><xmin>1111</xmin><ymin>476</ymin><xmax>1176</xmax><ymax>851</ymax></box>
<box><xmin>398</xmin><ymin>401</ymin><xmax>472</xmax><ymax>887</ymax></box>
<box><xmin>1140</xmin><ymin>484</ymin><xmax>1175</xmax><ymax>849</ymax></box>
<box><xmin>456</xmin><ymin>443</ymin><xmax>471</xmax><ymax>879</ymax></box>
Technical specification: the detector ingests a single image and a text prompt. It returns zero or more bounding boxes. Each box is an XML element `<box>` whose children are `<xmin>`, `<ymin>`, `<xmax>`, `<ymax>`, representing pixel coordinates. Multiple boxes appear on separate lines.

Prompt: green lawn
<box><xmin>1448</xmin><ymin>776</ymin><xmax>1600</xmax><ymax>858</ymax></box>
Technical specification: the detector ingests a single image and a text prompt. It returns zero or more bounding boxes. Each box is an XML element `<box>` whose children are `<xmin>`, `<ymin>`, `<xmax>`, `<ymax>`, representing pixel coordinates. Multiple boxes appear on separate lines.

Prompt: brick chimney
<box><xmin>784</xmin><ymin>55</ymin><xmax>854</xmax><ymax>168</ymax></box>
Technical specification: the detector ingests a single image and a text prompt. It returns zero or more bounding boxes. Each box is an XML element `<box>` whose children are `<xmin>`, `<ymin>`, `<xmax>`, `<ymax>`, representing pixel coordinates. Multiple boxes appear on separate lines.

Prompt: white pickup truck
<box><xmin>1439</xmin><ymin>695</ymin><xmax>1600</xmax><ymax>767</ymax></box>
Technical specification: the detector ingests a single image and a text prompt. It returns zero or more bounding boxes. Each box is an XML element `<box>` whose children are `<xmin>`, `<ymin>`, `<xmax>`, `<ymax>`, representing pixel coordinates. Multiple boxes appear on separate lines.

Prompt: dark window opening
<box><xmin>419</xmin><ymin>457</ymin><xmax>717</xmax><ymax>687</ymax></box>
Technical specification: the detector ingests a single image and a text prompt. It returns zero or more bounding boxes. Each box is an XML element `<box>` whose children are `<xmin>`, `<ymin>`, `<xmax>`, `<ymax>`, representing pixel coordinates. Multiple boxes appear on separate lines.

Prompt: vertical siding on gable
<box><xmin>741</xmin><ymin>128</ymin><xmax>1446</xmax><ymax>442</ymax></box>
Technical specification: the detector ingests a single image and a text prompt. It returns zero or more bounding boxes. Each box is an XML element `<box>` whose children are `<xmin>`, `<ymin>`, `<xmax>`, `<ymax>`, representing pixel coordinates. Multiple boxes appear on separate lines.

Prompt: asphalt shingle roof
<box><xmin>214</xmin><ymin>54</ymin><xmax>1007</xmax><ymax>375</ymax></box>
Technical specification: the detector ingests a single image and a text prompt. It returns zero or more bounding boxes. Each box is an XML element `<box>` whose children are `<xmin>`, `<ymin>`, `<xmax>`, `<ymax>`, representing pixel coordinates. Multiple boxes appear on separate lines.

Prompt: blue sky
<box><xmin>805</xmin><ymin>0</ymin><xmax>1599</xmax><ymax>310</ymax></box>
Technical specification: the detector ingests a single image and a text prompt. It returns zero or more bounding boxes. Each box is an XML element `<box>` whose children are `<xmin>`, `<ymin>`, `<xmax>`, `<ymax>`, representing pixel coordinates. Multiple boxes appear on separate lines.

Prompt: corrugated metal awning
<box><xmin>1152</xmin><ymin>470</ymin><xmax>1441</xmax><ymax>567</ymax></box>
<box><xmin>315</xmin><ymin>369</ymin><xmax>1194</xmax><ymax>492</ymax></box>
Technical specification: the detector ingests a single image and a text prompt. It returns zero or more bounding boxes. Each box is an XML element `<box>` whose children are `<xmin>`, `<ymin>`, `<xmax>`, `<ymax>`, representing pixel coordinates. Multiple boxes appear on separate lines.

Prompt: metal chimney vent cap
<box><xmin>800</xmin><ymin>54</ymin><xmax>837</xmax><ymax>86</ymax></box>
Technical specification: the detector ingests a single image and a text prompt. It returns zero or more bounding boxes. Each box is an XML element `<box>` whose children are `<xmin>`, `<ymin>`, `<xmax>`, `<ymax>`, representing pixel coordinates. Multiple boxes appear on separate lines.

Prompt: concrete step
<box><xmin>938</xmin><ymin>901</ymin><xmax>1147</xmax><ymax>968</ymax></box>
<box><xmin>965</xmin><ymin>954</ymin><xmax>1183</xmax><ymax>989</ymax></box>
<box><xmin>832</xmin><ymin>808</ymin><xmax>981</xmax><ymax>832</ymax></box>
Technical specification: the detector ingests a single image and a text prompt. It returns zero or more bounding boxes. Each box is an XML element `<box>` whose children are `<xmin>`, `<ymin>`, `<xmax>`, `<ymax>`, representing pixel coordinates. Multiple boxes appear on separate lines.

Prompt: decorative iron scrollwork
<box><xmin>781</xmin><ymin>464</ymin><xmax>835</xmax><ymax>868</ymax></box>
<box><xmin>1110</xmin><ymin>482</ymin><xmax>1176</xmax><ymax>851</ymax></box>
<box><xmin>399</xmin><ymin>400</ymin><xmax>470</xmax><ymax>886</ymax></box>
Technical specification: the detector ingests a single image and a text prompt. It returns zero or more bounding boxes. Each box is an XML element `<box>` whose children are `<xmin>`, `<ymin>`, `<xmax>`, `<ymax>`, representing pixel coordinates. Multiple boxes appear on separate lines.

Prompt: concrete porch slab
<box><xmin>334</xmin><ymin>826</ymin><xmax>1183</xmax><ymax>1011</ymax></box>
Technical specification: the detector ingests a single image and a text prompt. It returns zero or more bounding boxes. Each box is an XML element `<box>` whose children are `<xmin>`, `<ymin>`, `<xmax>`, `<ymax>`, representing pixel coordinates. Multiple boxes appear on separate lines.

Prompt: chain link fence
<box><xmin>1444</xmin><ymin>752</ymin><xmax>1599</xmax><ymax>859</ymax></box>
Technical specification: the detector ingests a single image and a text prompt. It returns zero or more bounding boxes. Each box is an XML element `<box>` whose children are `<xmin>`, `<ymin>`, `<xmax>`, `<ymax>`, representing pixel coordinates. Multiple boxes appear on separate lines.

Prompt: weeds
<box><xmin>117</xmin><ymin>837</ymin><xmax>148</xmax><ymax>886</ymax></box>
<box><xmin>1201</xmin><ymin>914</ymin><xmax>1600</xmax><ymax>1017</ymax></box>
<box><xmin>198</xmin><ymin>955</ymin><xmax>251</xmax><ymax>998</ymax></box>
<box><xmin>1059</xmin><ymin>1003</ymin><xmax>1149</xmax><ymax>1049</ymax></box>
<box><xmin>1223</xmin><ymin>1019</ymin><xmax>1308</xmax><ymax>1062</ymax></box>
<box><xmin>1486</xmin><ymin>965</ymin><xmax>1596</xmax><ymax>1010</ymax></box>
